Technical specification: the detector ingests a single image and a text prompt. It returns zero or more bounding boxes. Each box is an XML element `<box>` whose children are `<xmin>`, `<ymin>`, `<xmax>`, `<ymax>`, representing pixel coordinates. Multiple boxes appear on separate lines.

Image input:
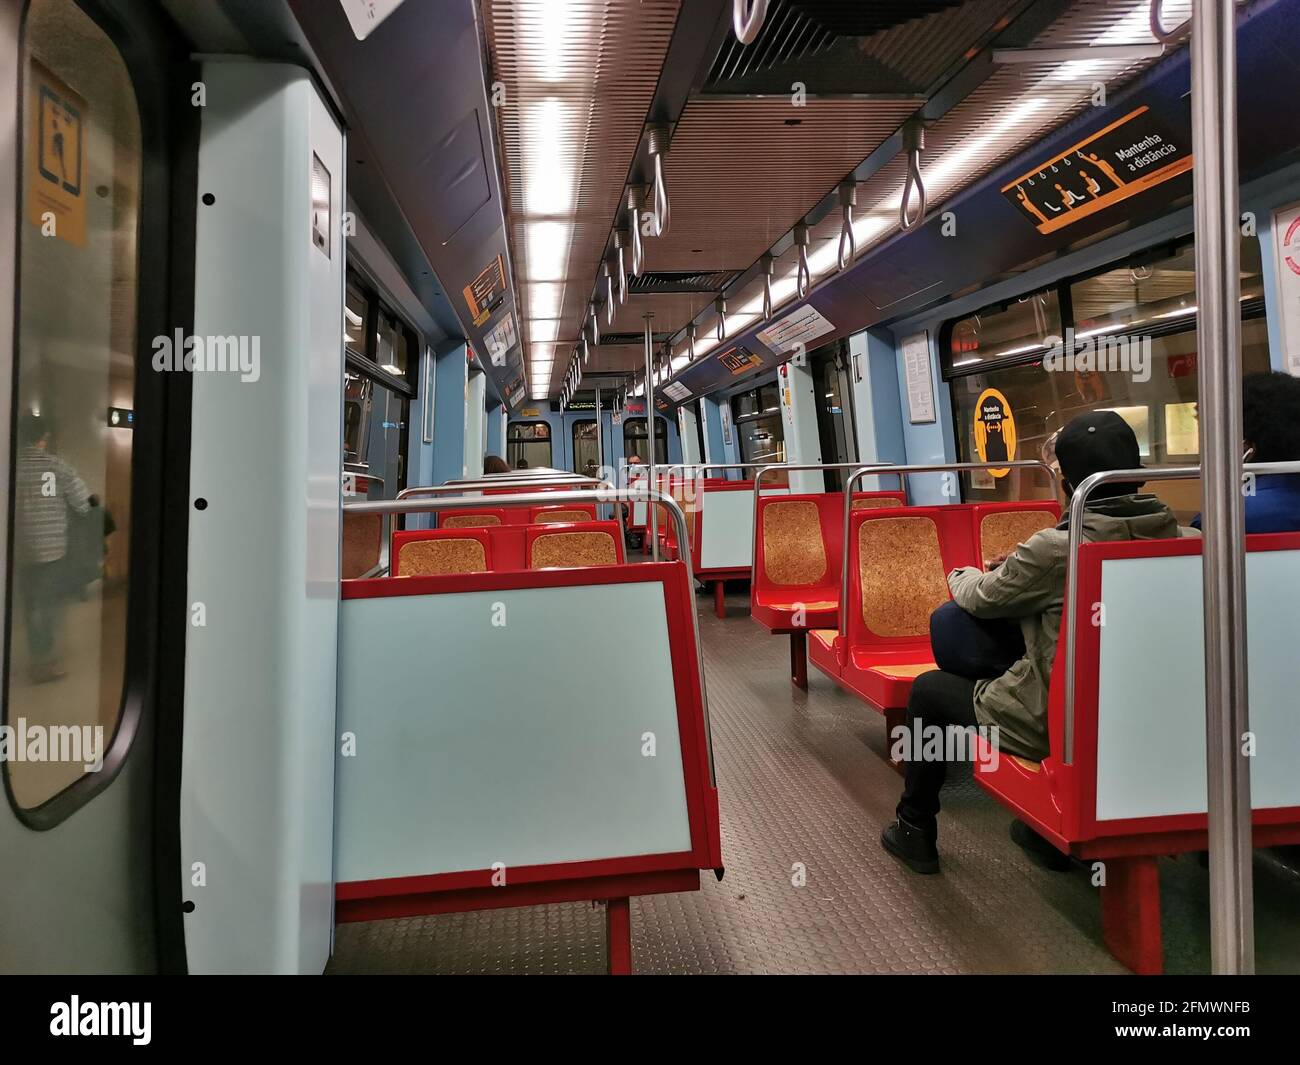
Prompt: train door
<box><xmin>731</xmin><ymin>383</ymin><xmax>785</xmax><ymax>467</ymax></box>
<box><xmin>572</xmin><ymin>418</ymin><xmax>599</xmax><ymax>477</ymax></box>
<box><xmin>0</xmin><ymin>0</ymin><xmax>192</xmax><ymax>972</ymax></box>
<box><xmin>623</xmin><ymin>416</ymin><xmax>667</xmax><ymax>464</ymax></box>
<box><xmin>811</xmin><ymin>343</ymin><xmax>858</xmax><ymax>490</ymax></box>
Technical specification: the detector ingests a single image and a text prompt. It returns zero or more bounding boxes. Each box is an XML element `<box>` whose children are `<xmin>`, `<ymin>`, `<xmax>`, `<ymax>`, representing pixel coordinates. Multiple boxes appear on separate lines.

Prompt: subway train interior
<box><xmin>4</xmin><ymin>0</ymin><xmax>1300</xmax><ymax>992</ymax></box>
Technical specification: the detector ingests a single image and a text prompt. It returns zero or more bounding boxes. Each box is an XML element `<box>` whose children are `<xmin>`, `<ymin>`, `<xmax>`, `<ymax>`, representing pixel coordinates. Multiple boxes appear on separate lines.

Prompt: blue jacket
<box><xmin>1192</xmin><ymin>473</ymin><xmax>1300</xmax><ymax>533</ymax></box>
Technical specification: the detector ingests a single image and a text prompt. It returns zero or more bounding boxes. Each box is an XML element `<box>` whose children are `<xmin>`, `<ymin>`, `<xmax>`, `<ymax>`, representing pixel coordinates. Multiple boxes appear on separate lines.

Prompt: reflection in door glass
<box><xmin>7</xmin><ymin>0</ymin><xmax>141</xmax><ymax>809</ymax></box>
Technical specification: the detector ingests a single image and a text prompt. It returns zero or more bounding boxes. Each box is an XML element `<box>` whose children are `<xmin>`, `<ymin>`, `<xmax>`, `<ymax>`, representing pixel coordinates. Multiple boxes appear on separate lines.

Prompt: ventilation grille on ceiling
<box><xmin>706</xmin><ymin>0</ymin><xmax>972</xmax><ymax>90</ymax></box>
<box><xmin>627</xmin><ymin>270</ymin><xmax>738</xmax><ymax>293</ymax></box>
<box><xmin>708</xmin><ymin>2</ymin><xmax>835</xmax><ymax>83</ymax></box>
<box><xmin>598</xmin><ymin>332</ymin><xmax>675</xmax><ymax>346</ymax></box>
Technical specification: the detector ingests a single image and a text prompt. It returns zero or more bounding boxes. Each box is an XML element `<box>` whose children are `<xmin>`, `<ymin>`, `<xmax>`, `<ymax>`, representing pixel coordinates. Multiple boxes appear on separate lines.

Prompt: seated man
<box><xmin>1193</xmin><ymin>371</ymin><xmax>1300</xmax><ymax>533</ymax></box>
<box><xmin>881</xmin><ymin>410</ymin><xmax>1191</xmax><ymax>874</ymax></box>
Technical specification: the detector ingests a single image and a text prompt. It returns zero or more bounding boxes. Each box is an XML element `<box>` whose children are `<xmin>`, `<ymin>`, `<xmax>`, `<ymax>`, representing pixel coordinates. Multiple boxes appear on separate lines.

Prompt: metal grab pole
<box><xmin>645</xmin><ymin>313</ymin><xmax>658</xmax><ymax>562</ymax></box>
<box><xmin>1191</xmin><ymin>0</ymin><xmax>1253</xmax><ymax>975</ymax></box>
<box><xmin>595</xmin><ymin>386</ymin><xmax>604</xmax><ymax>519</ymax></box>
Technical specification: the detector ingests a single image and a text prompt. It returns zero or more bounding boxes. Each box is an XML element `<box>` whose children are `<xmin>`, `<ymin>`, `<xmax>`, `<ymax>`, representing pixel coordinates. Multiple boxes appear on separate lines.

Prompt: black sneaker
<box><xmin>1009</xmin><ymin>819</ymin><xmax>1071</xmax><ymax>872</ymax></box>
<box><xmin>881</xmin><ymin>819</ymin><xmax>940</xmax><ymax>874</ymax></box>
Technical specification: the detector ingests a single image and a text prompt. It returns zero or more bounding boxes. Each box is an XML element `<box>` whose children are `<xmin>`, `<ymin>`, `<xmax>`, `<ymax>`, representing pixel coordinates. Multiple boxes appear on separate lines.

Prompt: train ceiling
<box><xmin>478</xmin><ymin>0</ymin><xmax>1195</xmax><ymax>401</ymax></box>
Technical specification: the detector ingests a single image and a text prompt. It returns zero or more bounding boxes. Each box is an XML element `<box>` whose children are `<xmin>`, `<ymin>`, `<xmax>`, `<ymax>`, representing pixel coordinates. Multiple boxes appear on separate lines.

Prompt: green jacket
<box><xmin>947</xmin><ymin>494</ymin><xmax>1192</xmax><ymax>761</ymax></box>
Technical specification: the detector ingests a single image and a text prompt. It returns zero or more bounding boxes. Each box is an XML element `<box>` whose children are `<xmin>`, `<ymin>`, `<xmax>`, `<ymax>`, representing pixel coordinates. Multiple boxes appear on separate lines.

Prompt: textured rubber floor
<box><xmin>328</xmin><ymin>583</ymin><xmax>1300</xmax><ymax>974</ymax></box>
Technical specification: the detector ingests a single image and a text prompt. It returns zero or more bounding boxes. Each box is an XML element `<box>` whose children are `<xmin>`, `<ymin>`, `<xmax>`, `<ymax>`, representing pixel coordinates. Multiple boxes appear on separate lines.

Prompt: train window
<box><xmin>812</xmin><ymin>346</ymin><xmax>857</xmax><ymax>490</ymax></box>
<box><xmin>344</xmin><ymin>283</ymin><xmax>370</xmax><ymax>361</ymax></box>
<box><xmin>508</xmin><ymin>420</ymin><xmax>552</xmax><ymax>469</ymax></box>
<box><xmin>374</xmin><ymin>308</ymin><xmax>411</xmax><ymax>383</ymax></box>
<box><xmin>730</xmin><ymin>385</ymin><xmax>785</xmax><ymax>467</ymax></box>
<box><xmin>343</xmin><ymin>371</ymin><xmax>373</xmax><ymax>466</ymax></box>
<box><xmin>341</xmin><ymin>270</ymin><xmax>417</xmax><ymax>508</ymax></box>
<box><xmin>947</xmin><ymin>236</ymin><xmax>1271</xmax><ymax>521</ymax></box>
<box><xmin>1069</xmin><ymin>240</ymin><xmax>1264</xmax><ymax>337</ymax></box>
<box><xmin>6</xmin><ymin>0</ymin><xmax>140</xmax><ymax>811</ymax></box>
<box><xmin>572</xmin><ymin>419</ymin><xmax>599</xmax><ymax>477</ymax></box>
<box><xmin>945</xmin><ymin>290</ymin><xmax>1063</xmax><ymax>375</ymax></box>
<box><xmin>622</xmin><ymin>417</ymin><xmax>667</xmax><ymax>464</ymax></box>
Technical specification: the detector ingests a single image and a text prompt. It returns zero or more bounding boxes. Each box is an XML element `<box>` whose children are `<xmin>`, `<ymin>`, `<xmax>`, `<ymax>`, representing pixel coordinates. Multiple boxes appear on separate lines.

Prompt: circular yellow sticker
<box><xmin>973</xmin><ymin>387</ymin><xmax>1016</xmax><ymax>477</ymax></box>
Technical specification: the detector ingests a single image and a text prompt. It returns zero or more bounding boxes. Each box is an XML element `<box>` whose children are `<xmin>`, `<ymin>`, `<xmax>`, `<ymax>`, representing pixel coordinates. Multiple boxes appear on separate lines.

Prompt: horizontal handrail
<box><xmin>1061</xmin><ymin>460</ymin><xmax>1300</xmax><ymax>765</ymax></box>
<box><xmin>397</xmin><ymin>476</ymin><xmax>609</xmax><ymax>499</ymax></box>
<box><xmin>839</xmin><ymin>460</ymin><xmax>1058</xmax><ymax>638</ymax></box>
<box><xmin>343</xmin><ymin>487</ymin><xmax>715</xmax><ymax>785</ymax></box>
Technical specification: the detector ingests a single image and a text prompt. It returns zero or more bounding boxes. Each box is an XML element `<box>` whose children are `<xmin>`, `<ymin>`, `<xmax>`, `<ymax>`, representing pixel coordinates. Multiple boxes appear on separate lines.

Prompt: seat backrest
<box><xmin>440</xmin><ymin>509</ymin><xmax>505</xmax><ymax>529</ymax></box>
<box><xmin>1049</xmin><ymin>532</ymin><xmax>1300</xmax><ymax>838</ymax></box>
<box><xmin>760</xmin><ymin>498</ymin><xmax>829</xmax><ymax>586</ymax></box>
<box><xmin>392</xmin><ymin>530</ymin><xmax>492</xmax><ymax>576</ymax></box>
<box><xmin>847</xmin><ymin>506</ymin><xmax>977</xmax><ymax>645</ymax></box>
<box><xmin>342</xmin><ymin>511</ymin><xmax>383</xmax><ymax>580</ymax></box>
<box><xmin>527</xmin><ymin>521</ymin><xmax>625</xmax><ymax>569</ymax></box>
<box><xmin>972</xmin><ymin>501</ymin><xmax>1060</xmax><ymax>564</ymax></box>
<box><xmin>530</xmin><ymin>504</ymin><xmax>598</xmax><ymax>523</ymax></box>
<box><xmin>850</xmin><ymin>492</ymin><xmax>907</xmax><ymax>511</ymax></box>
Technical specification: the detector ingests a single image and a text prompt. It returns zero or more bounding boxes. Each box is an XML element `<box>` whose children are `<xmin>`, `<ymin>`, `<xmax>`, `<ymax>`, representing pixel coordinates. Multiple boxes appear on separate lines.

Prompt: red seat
<box><xmin>972</xmin><ymin>532</ymin><xmax>1300</xmax><ymax>974</ymax></box>
<box><xmin>391</xmin><ymin>528</ymin><xmax>494</xmax><ymax>576</ymax></box>
<box><xmin>529</xmin><ymin>503</ymin><xmax>598</xmax><ymax>524</ymax></box>
<box><xmin>526</xmin><ymin>521</ymin><xmax>625</xmax><ymax>568</ymax></box>
<box><xmin>751</xmin><ymin>492</ymin><xmax>906</xmax><ymax>633</ymax></box>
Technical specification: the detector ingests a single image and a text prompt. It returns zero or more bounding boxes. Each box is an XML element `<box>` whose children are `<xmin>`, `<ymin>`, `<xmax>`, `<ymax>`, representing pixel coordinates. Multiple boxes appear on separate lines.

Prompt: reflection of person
<box><xmin>882</xmin><ymin>412</ymin><xmax>1190</xmax><ymax>875</ymax></box>
<box><xmin>483</xmin><ymin>454</ymin><xmax>511</xmax><ymax>474</ymax></box>
<box><xmin>15</xmin><ymin>414</ymin><xmax>90</xmax><ymax>682</ymax></box>
<box><xmin>1193</xmin><ymin>371</ymin><xmax>1300</xmax><ymax>533</ymax></box>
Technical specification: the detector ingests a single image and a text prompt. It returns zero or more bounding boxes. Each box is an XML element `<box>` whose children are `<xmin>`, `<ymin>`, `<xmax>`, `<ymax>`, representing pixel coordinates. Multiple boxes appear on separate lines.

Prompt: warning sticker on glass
<box><xmin>756</xmin><ymin>304</ymin><xmax>835</xmax><ymax>355</ymax></box>
<box><xmin>484</xmin><ymin>310</ymin><xmax>517</xmax><ymax>367</ymax></box>
<box><xmin>463</xmin><ymin>255</ymin><xmax>508</xmax><ymax>327</ymax></box>
<box><xmin>339</xmin><ymin>0</ymin><xmax>407</xmax><ymax>40</ymax></box>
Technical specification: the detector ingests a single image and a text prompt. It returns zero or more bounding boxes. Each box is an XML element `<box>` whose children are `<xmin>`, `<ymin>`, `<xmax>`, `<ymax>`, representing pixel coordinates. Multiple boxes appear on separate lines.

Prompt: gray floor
<box><xmin>328</xmin><ymin>583</ymin><xmax>1300</xmax><ymax>975</ymax></box>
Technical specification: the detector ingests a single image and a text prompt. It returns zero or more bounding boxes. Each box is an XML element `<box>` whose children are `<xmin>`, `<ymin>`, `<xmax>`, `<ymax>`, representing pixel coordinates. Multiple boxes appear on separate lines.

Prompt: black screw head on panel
<box><xmin>194</xmin><ymin>498</ymin><xmax>208</xmax><ymax>511</ymax></box>
<box><xmin>201</xmin><ymin>193</ymin><xmax>215</xmax><ymax>206</ymax></box>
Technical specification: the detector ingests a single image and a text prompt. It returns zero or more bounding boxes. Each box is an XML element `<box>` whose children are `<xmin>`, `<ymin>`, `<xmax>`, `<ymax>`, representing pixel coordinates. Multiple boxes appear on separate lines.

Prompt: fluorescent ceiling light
<box><xmin>523</xmin><ymin>98</ymin><xmax>576</xmax><ymax>216</ymax></box>
<box><xmin>992</xmin><ymin>44</ymin><xmax>1164</xmax><ymax>64</ymax></box>
<box><xmin>528</xmin><ymin>283</ymin><xmax>563</xmax><ymax>320</ymax></box>
<box><xmin>525</xmin><ymin>221</ymin><xmax>572</xmax><ymax>282</ymax></box>
<box><xmin>528</xmin><ymin>319</ymin><xmax>561</xmax><ymax>343</ymax></box>
<box><xmin>530</xmin><ymin>0</ymin><xmax>581</xmax><ymax>85</ymax></box>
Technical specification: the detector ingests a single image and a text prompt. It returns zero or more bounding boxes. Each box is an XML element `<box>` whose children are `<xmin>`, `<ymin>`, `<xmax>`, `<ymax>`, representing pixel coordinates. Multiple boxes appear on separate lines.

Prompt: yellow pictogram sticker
<box><xmin>27</xmin><ymin>61</ymin><xmax>87</xmax><ymax>247</ymax></box>
<box><xmin>973</xmin><ymin>387</ymin><xmax>1016</xmax><ymax>477</ymax></box>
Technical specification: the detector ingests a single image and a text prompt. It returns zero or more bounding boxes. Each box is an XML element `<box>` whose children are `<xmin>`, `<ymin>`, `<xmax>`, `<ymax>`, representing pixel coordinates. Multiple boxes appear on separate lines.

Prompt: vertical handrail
<box><xmin>1190</xmin><ymin>0</ymin><xmax>1252</xmax><ymax>975</ymax></box>
<box><xmin>838</xmin><ymin>460</ymin><xmax>1057</xmax><ymax>638</ymax></box>
<box><xmin>644</xmin><ymin>313</ymin><xmax>657</xmax><ymax>561</ymax></box>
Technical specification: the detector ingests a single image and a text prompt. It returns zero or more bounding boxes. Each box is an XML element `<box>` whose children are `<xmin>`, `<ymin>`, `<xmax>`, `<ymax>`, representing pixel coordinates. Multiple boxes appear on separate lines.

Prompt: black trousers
<box><xmin>895</xmin><ymin>671</ymin><xmax>978</xmax><ymax>839</ymax></box>
<box><xmin>896</xmin><ymin>603</ymin><xmax>1023</xmax><ymax>839</ymax></box>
